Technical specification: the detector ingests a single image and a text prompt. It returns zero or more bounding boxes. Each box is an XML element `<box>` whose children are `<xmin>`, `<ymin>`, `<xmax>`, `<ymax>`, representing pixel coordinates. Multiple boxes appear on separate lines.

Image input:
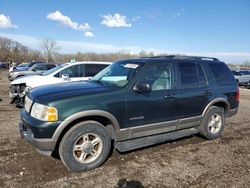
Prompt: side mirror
<box><xmin>62</xmin><ymin>74</ymin><xmax>70</xmax><ymax>80</ymax></box>
<box><xmin>133</xmin><ymin>83</ymin><xmax>151</xmax><ymax>93</ymax></box>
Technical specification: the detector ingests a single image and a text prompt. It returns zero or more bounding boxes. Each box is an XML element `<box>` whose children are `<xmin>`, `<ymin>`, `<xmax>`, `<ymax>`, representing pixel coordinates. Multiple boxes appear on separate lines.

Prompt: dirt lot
<box><xmin>0</xmin><ymin>70</ymin><xmax>249</xmax><ymax>188</ymax></box>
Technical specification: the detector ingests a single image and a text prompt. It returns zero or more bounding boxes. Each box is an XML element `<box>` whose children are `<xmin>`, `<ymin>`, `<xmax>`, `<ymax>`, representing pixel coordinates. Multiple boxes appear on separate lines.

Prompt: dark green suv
<box><xmin>19</xmin><ymin>56</ymin><xmax>239</xmax><ymax>172</ymax></box>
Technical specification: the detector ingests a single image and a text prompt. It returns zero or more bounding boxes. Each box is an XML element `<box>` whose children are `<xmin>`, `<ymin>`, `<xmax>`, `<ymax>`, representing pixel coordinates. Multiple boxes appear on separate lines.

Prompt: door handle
<box><xmin>164</xmin><ymin>94</ymin><xmax>176</xmax><ymax>99</ymax></box>
<box><xmin>203</xmin><ymin>90</ymin><xmax>212</xmax><ymax>96</ymax></box>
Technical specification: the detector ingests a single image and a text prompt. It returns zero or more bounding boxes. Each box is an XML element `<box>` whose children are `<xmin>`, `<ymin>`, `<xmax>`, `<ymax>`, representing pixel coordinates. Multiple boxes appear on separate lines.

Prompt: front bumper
<box><xmin>19</xmin><ymin>108</ymin><xmax>60</xmax><ymax>156</ymax></box>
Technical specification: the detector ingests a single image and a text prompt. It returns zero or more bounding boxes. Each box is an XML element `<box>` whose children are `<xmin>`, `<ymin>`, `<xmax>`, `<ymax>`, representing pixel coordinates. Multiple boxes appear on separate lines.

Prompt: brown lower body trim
<box><xmin>116</xmin><ymin>116</ymin><xmax>202</xmax><ymax>141</ymax></box>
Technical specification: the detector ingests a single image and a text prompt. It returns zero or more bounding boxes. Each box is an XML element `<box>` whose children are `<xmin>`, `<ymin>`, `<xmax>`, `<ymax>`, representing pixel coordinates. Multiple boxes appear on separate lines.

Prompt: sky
<box><xmin>0</xmin><ymin>0</ymin><xmax>250</xmax><ymax>63</ymax></box>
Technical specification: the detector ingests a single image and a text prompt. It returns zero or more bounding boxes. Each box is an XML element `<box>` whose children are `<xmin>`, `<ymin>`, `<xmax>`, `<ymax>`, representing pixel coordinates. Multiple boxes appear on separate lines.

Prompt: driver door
<box><xmin>125</xmin><ymin>63</ymin><xmax>177</xmax><ymax>135</ymax></box>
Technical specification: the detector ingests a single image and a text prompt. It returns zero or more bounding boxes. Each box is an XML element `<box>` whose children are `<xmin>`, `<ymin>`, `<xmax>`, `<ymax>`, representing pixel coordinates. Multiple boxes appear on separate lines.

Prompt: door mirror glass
<box><xmin>133</xmin><ymin>83</ymin><xmax>151</xmax><ymax>93</ymax></box>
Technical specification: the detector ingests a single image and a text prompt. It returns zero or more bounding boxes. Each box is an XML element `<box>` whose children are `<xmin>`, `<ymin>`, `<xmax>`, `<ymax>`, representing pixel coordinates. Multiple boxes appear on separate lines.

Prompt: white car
<box><xmin>10</xmin><ymin>61</ymin><xmax>112</xmax><ymax>106</ymax></box>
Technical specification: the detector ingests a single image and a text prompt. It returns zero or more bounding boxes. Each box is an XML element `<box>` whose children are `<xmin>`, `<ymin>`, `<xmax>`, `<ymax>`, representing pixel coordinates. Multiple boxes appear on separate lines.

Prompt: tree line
<box><xmin>0</xmin><ymin>36</ymin><xmax>155</xmax><ymax>64</ymax></box>
<box><xmin>1</xmin><ymin>36</ymin><xmax>249</xmax><ymax>67</ymax></box>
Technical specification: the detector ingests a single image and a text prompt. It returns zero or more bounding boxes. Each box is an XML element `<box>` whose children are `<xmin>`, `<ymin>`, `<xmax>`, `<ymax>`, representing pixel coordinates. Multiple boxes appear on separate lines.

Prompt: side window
<box><xmin>178</xmin><ymin>62</ymin><xmax>198</xmax><ymax>88</ymax></box>
<box><xmin>196</xmin><ymin>64</ymin><xmax>208</xmax><ymax>87</ymax></box>
<box><xmin>32</xmin><ymin>65</ymin><xmax>46</xmax><ymax>71</ymax></box>
<box><xmin>59</xmin><ymin>65</ymin><xmax>81</xmax><ymax>78</ymax></box>
<box><xmin>209</xmin><ymin>63</ymin><xmax>235</xmax><ymax>85</ymax></box>
<box><xmin>46</xmin><ymin>64</ymin><xmax>55</xmax><ymax>70</ymax></box>
<box><xmin>139</xmin><ymin>63</ymin><xmax>172</xmax><ymax>91</ymax></box>
<box><xmin>85</xmin><ymin>64</ymin><xmax>109</xmax><ymax>77</ymax></box>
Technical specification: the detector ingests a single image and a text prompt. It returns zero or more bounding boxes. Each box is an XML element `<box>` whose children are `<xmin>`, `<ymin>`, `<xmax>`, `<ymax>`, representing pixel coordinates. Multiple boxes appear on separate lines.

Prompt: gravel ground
<box><xmin>0</xmin><ymin>69</ymin><xmax>249</xmax><ymax>188</ymax></box>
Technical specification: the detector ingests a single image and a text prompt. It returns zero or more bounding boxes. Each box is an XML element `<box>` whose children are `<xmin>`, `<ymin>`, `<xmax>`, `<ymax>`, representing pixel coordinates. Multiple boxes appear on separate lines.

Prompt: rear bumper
<box><xmin>227</xmin><ymin>108</ymin><xmax>238</xmax><ymax>118</ymax></box>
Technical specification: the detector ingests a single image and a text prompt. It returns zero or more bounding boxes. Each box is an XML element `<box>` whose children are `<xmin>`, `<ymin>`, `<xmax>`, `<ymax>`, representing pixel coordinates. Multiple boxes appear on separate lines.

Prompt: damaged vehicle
<box><xmin>10</xmin><ymin>61</ymin><xmax>111</xmax><ymax>106</ymax></box>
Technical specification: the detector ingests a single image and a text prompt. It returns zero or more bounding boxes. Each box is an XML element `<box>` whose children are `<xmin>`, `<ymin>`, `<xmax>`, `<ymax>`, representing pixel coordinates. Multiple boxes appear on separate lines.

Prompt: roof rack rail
<box><xmin>142</xmin><ymin>55</ymin><xmax>219</xmax><ymax>61</ymax></box>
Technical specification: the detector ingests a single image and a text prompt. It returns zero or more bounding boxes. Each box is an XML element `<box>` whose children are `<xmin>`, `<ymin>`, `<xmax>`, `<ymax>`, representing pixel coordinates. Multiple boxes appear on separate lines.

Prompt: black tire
<box><xmin>59</xmin><ymin>121</ymin><xmax>111</xmax><ymax>172</ymax></box>
<box><xmin>199</xmin><ymin>106</ymin><xmax>225</xmax><ymax>140</ymax></box>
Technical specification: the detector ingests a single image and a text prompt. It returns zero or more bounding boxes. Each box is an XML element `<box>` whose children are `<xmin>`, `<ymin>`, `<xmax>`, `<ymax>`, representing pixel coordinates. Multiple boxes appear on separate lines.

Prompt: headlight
<box><xmin>24</xmin><ymin>96</ymin><xmax>32</xmax><ymax>113</ymax></box>
<box><xmin>31</xmin><ymin>103</ymin><xmax>58</xmax><ymax>122</ymax></box>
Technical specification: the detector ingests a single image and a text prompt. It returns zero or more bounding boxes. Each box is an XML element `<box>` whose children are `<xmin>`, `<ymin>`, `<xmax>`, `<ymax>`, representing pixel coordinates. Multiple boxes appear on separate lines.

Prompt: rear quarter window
<box><xmin>209</xmin><ymin>63</ymin><xmax>235</xmax><ymax>85</ymax></box>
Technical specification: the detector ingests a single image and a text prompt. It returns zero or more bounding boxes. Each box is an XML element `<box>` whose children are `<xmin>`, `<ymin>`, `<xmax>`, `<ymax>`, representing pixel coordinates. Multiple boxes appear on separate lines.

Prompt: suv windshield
<box><xmin>42</xmin><ymin>64</ymin><xmax>65</xmax><ymax>76</ymax></box>
<box><xmin>92</xmin><ymin>61</ymin><xmax>144</xmax><ymax>87</ymax></box>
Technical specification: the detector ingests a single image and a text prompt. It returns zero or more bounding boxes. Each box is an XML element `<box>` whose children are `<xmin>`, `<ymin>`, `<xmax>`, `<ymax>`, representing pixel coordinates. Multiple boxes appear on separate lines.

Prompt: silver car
<box><xmin>8</xmin><ymin>63</ymin><xmax>56</xmax><ymax>81</ymax></box>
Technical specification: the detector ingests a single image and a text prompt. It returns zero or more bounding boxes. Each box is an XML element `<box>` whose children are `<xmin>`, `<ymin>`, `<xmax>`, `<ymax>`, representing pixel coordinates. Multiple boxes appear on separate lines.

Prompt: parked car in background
<box><xmin>231</xmin><ymin>70</ymin><xmax>250</xmax><ymax>86</ymax></box>
<box><xmin>9</xmin><ymin>61</ymin><xmax>45</xmax><ymax>73</ymax></box>
<box><xmin>9</xmin><ymin>63</ymin><xmax>56</xmax><ymax>81</ymax></box>
<box><xmin>10</xmin><ymin>61</ymin><xmax>112</xmax><ymax>106</ymax></box>
<box><xmin>9</xmin><ymin>63</ymin><xmax>29</xmax><ymax>72</ymax></box>
<box><xmin>19</xmin><ymin>55</ymin><xmax>239</xmax><ymax>172</ymax></box>
<box><xmin>0</xmin><ymin>62</ymin><xmax>8</xmax><ymax>69</ymax></box>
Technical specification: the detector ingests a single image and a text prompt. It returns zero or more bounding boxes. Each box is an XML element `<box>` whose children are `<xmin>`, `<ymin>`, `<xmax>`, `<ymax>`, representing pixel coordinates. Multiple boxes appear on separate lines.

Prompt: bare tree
<box><xmin>39</xmin><ymin>38</ymin><xmax>60</xmax><ymax>63</ymax></box>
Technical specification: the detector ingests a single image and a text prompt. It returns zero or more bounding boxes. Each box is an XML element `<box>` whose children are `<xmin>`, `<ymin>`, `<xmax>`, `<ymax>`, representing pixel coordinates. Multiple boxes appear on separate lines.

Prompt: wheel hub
<box><xmin>83</xmin><ymin>143</ymin><xmax>94</xmax><ymax>154</ymax></box>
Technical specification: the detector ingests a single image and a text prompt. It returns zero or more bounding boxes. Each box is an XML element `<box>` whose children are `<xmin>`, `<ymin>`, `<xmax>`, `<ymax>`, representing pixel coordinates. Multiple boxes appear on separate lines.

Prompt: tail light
<box><xmin>236</xmin><ymin>88</ymin><xmax>240</xmax><ymax>102</ymax></box>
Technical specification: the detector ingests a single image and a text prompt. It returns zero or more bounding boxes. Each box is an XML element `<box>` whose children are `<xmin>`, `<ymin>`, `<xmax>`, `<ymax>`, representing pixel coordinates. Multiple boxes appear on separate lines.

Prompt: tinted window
<box><xmin>32</xmin><ymin>64</ymin><xmax>47</xmax><ymax>71</ymax></box>
<box><xmin>46</xmin><ymin>64</ymin><xmax>56</xmax><ymax>70</ymax></box>
<box><xmin>209</xmin><ymin>63</ymin><xmax>235</xmax><ymax>85</ymax></box>
<box><xmin>197</xmin><ymin>64</ymin><xmax>208</xmax><ymax>87</ymax></box>
<box><xmin>232</xmin><ymin>71</ymin><xmax>242</xmax><ymax>76</ymax></box>
<box><xmin>241</xmin><ymin>70</ymin><xmax>250</xmax><ymax>75</ymax></box>
<box><xmin>139</xmin><ymin>63</ymin><xmax>172</xmax><ymax>91</ymax></box>
<box><xmin>178</xmin><ymin>62</ymin><xmax>199</xmax><ymax>88</ymax></box>
<box><xmin>59</xmin><ymin>65</ymin><xmax>81</xmax><ymax>78</ymax></box>
<box><xmin>85</xmin><ymin>64</ymin><xmax>109</xmax><ymax>77</ymax></box>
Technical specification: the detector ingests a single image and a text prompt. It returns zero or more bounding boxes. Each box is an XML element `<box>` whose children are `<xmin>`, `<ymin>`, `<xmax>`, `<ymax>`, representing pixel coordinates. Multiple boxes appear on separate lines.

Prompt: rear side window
<box><xmin>209</xmin><ymin>63</ymin><xmax>235</xmax><ymax>85</ymax></box>
<box><xmin>85</xmin><ymin>64</ymin><xmax>109</xmax><ymax>77</ymax></box>
<box><xmin>178</xmin><ymin>62</ymin><xmax>199</xmax><ymax>88</ymax></box>
<box><xmin>196</xmin><ymin>64</ymin><xmax>208</xmax><ymax>87</ymax></box>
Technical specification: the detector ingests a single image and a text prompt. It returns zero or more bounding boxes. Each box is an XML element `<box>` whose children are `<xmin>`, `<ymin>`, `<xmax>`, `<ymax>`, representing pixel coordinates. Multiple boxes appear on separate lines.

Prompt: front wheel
<box><xmin>59</xmin><ymin>121</ymin><xmax>111</xmax><ymax>172</ymax></box>
<box><xmin>199</xmin><ymin>106</ymin><xmax>225</xmax><ymax>140</ymax></box>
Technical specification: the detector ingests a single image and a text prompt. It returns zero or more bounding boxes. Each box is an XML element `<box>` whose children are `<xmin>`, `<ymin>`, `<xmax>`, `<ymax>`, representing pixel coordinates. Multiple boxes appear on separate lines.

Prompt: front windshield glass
<box><xmin>92</xmin><ymin>61</ymin><xmax>144</xmax><ymax>87</ymax></box>
<box><xmin>42</xmin><ymin>64</ymin><xmax>66</xmax><ymax>76</ymax></box>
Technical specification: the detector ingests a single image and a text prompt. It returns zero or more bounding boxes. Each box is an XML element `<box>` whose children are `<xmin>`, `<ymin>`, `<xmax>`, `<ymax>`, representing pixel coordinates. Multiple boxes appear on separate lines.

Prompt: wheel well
<box><xmin>52</xmin><ymin>116</ymin><xmax>115</xmax><ymax>157</ymax></box>
<box><xmin>212</xmin><ymin>101</ymin><xmax>229</xmax><ymax>116</ymax></box>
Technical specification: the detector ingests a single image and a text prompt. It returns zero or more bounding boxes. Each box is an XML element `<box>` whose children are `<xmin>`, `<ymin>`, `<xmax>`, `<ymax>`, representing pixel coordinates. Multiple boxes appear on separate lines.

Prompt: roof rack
<box><xmin>143</xmin><ymin>55</ymin><xmax>219</xmax><ymax>61</ymax></box>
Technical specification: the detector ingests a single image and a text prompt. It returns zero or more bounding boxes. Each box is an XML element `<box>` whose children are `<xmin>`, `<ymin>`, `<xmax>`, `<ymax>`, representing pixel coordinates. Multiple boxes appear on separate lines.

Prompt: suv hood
<box><xmin>28</xmin><ymin>81</ymin><xmax>117</xmax><ymax>103</ymax></box>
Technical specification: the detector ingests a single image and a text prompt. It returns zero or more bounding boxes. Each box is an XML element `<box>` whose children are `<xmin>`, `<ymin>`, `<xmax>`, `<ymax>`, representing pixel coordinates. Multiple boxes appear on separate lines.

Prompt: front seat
<box><xmin>152</xmin><ymin>71</ymin><xmax>171</xmax><ymax>90</ymax></box>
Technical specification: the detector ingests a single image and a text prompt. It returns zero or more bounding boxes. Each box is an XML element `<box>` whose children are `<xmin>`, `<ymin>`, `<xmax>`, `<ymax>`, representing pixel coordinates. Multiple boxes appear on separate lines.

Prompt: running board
<box><xmin>115</xmin><ymin>127</ymin><xmax>199</xmax><ymax>152</ymax></box>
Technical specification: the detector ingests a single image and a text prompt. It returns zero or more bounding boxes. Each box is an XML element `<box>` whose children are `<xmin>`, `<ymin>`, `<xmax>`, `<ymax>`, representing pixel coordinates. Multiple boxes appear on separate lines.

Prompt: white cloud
<box><xmin>0</xmin><ymin>14</ymin><xmax>18</xmax><ymax>29</ymax></box>
<box><xmin>0</xmin><ymin>32</ymin><xmax>249</xmax><ymax>64</ymax></box>
<box><xmin>84</xmin><ymin>31</ymin><xmax>94</xmax><ymax>38</ymax></box>
<box><xmin>47</xmin><ymin>11</ymin><xmax>90</xmax><ymax>31</ymax></box>
<box><xmin>172</xmin><ymin>9</ymin><xmax>184</xmax><ymax>18</ymax></box>
<box><xmin>101</xmin><ymin>13</ymin><xmax>132</xmax><ymax>28</ymax></box>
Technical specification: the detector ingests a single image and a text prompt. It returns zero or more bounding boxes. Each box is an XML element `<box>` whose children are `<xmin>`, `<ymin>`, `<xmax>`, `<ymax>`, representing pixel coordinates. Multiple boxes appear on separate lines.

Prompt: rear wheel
<box><xmin>59</xmin><ymin>121</ymin><xmax>111</xmax><ymax>172</ymax></box>
<box><xmin>199</xmin><ymin>106</ymin><xmax>225</xmax><ymax>140</ymax></box>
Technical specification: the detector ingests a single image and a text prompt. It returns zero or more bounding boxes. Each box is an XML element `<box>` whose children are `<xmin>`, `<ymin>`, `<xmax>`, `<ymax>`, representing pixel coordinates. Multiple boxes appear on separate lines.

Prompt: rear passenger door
<box><xmin>175</xmin><ymin>61</ymin><xmax>210</xmax><ymax>126</ymax></box>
